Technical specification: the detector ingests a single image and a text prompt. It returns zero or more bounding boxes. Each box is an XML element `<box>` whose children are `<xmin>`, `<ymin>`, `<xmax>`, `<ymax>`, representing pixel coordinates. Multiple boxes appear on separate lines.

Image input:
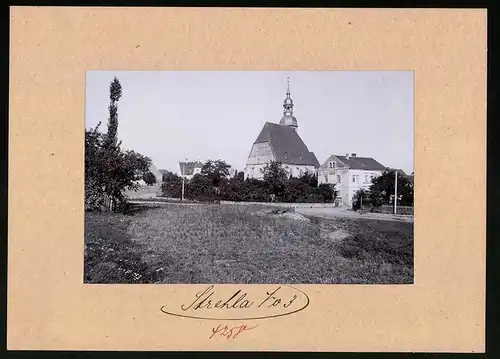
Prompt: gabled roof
<box><xmin>254</xmin><ymin>122</ymin><xmax>320</xmax><ymax>167</ymax></box>
<box><xmin>179</xmin><ymin>161</ymin><xmax>204</xmax><ymax>176</ymax></box>
<box><xmin>148</xmin><ymin>163</ymin><xmax>163</xmax><ymax>181</ymax></box>
<box><xmin>331</xmin><ymin>155</ymin><xmax>387</xmax><ymax>171</ymax></box>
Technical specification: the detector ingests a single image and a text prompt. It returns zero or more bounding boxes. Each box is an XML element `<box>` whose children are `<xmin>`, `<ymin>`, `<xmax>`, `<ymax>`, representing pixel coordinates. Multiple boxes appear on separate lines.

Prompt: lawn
<box><xmin>84</xmin><ymin>203</ymin><xmax>413</xmax><ymax>284</ymax></box>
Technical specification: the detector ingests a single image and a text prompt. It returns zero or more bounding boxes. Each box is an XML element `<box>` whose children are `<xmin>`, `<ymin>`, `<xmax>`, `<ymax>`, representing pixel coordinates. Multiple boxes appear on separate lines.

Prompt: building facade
<box><xmin>244</xmin><ymin>78</ymin><xmax>320</xmax><ymax>180</ymax></box>
<box><xmin>317</xmin><ymin>154</ymin><xmax>387</xmax><ymax>207</ymax></box>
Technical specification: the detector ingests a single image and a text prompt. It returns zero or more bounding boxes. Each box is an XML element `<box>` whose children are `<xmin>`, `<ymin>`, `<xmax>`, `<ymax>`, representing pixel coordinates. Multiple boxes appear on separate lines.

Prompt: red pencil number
<box><xmin>209</xmin><ymin>324</ymin><xmax>258</xmax><ymax>339</ymax></box>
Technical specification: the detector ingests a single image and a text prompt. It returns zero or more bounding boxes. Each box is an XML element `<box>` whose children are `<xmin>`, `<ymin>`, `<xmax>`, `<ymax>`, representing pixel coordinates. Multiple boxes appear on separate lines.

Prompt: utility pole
<box><xmin>394</xmin><ymin>171</ymin><xmax>398</xmax><ymax>214</ymax></box>
<box><xmin>181</xmin><ymin>159</ymin><xmax>187</xmax><ymax>202</ymax></box>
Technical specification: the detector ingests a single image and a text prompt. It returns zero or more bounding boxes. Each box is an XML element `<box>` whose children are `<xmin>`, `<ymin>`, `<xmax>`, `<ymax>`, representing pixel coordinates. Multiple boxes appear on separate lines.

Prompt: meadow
<box><xmin>84</xmin><ymin>203</ymin><xmax>413</xmax><ymax>284</ymax></box>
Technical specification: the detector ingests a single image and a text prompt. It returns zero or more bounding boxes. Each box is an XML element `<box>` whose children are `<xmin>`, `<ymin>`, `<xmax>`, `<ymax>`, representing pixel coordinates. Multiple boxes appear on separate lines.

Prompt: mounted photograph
<box><xmin>84</xmin><ymin>71</ymin><xmax>414</xmax><ymax>285</ymax></box>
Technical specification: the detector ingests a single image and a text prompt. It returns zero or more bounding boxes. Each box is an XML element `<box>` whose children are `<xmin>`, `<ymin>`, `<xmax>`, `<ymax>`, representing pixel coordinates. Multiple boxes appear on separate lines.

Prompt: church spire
<box><xmin>280</xmin><ymin>77</ymin><xmax>298</xmax><ymax>130</ymax></box>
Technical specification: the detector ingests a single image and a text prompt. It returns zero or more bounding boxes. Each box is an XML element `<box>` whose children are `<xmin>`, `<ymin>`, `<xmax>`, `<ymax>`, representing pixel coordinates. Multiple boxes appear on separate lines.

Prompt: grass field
<box><xmin>84</xmin><ymin>203</ymin><xmax>413</xmax><ymax>284</ymax></box>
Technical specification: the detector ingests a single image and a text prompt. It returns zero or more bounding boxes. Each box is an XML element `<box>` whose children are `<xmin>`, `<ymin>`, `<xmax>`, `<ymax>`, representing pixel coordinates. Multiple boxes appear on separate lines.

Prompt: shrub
<box><xmin>143</xmin><ymin>171</ymin><xmax>157</xmax><ymax>185</ymax></box>
<box><xmin>352</xmin><ymin>188</ymin><xmax>370</xmax><ymax>211</ymax></box>
<box><xmin>186</xmin><ymin>174</ymin><xmax>215</xmax><ymax>201</ymax></box>
<box><xmin>314</xmin><ymin>183</ymin><xmax>336</xmax><ymax>202</ymax></box>
<box><xmin>160</xmin><ymin>171</ymin><xmax>184</xmax><ymax>199</ymax></box>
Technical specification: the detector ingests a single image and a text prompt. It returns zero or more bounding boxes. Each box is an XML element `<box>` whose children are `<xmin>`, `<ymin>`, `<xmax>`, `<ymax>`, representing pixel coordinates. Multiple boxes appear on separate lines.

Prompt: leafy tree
<box><xmin>234</xmin><ymin>171</ymin><xmax>245</xmax><ymax>182</ymax></box>
<box><xmin>161</xmin><ymin>171</ymin><xmax>183</xmax><ymax>198</ymax></box>
<box><xmin>369</xmin><ymin>170</ymin><xmax>414</xmax><ymax>207</ymax></box>
<box><xmin>315</xmin><ymin>183</ymin><xmax>336</xmax><ymax>203</ymax></box>
<box><xmin>201</xmin><ymin>159</ymin><xmax>232</xmax><ymax>188</ymax></box>
<box><xmin>162</xmin><ymin>170</ymin><xmax>179</xmax><ymax>183</ymax></box>
<box><xmin>85</xmin><ymin>123</ymin><xmax>106</xmax><ymax>211</ymax></box>
<box><xmin>243</xmin><ymin>178</ymin><xmax>270</xmax><ymax>202</ymax></box>
<box><xmin>143</xmin><ymin>171</ymin><xmax>157</xmax><ymax>186</ymax></box>
<box><xmin>84</xmin><ymin>77</ymin><xmax>151</xmax><ymax>212</ymax></box>
<box><xmin>102</xmin><ymin>77</ymin><xmax>123</xmax><ymax>150</ymax></box>
<box><xmin>262</xmin><ymin>161</ymin><xmax>288</xmax><ymax>199</ymax></box>
<box><xmin>187</xmin><ymin>174</ymin><xmax>214</xmax><ymax>201</ymax></box>
<box><xmin>352</xmin><ymin>188</ymin><xmax>370</xmax><ymax>211</ymax></box>
<box><xmin>298</xmin><ymin>171</ymin><xmax>318</xmax><ymax>187</ymax></box>
<box><xmin>283</xmin><ymin>177</ymin><xmax>310</xmax><ymax>203</ymax></box>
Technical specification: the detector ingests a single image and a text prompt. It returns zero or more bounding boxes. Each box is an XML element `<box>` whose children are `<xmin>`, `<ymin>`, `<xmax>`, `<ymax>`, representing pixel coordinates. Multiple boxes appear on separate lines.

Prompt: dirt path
<box><xmin>129</xmin><ymin>200</ymin><xmax>201</xmax><ymax>206</ymax></box>
<box><xmin>128</xmin><ymin>199</ymin><xmax>413</xmax><ymax>223</ymax></box>
<box><xmin>296</xmin><ymin>207</ymin><xmax>414</xmax><ymax>223</ymax></box>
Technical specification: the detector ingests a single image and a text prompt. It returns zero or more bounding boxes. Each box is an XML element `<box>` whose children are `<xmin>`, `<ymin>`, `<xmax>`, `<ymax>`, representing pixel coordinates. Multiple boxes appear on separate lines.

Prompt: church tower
<box><xmin>279</xmin><ymin>77</ymin><xmax>298</xmax><ymax>131</ymax></box>
<box><xmin>243</xmin><ymin>76</ymin><xmax>320</xmax><ymax>180</ymax></box>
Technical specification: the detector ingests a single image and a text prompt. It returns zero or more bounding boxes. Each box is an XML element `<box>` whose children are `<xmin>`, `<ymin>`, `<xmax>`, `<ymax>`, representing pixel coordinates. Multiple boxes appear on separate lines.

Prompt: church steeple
<box><xmin>280</xmin><ymin>77</ymin><xmax>298</xmax><ymax>130</ymax></box>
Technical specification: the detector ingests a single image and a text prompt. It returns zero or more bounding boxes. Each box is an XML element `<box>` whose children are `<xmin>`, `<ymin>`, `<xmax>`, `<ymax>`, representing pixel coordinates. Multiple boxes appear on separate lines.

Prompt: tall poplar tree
<box><xmin>103</xmin><ymin>77</ymin><xmax>122</xmax><ymax>150</ymax></box>
<box><xmin>85</xmin><ymin>76</ymin><xmax>152</xmax><ymax>212</ymax></box>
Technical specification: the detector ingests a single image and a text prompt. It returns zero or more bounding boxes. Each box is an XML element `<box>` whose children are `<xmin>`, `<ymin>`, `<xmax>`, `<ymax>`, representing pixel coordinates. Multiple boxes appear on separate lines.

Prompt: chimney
<box><xmin>345</xmin><ymin>153</ymin><xmax>350</xmax><ymax>160</ymax></box>
<box><xmin>351</xmin><ymin>153</ymin><xmax>356</xmax><ymax>157</ymax></box>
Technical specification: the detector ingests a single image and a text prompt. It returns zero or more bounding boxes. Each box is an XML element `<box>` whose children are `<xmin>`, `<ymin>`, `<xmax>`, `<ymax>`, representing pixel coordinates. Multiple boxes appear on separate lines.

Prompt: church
<box><xmin>244</xmin><ymin>78</ymin><xmax>320</xmax><ymax>180</ymax></box>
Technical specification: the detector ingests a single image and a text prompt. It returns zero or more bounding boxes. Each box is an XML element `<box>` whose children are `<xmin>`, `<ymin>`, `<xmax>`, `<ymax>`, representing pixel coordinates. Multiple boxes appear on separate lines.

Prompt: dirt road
<box><xmin>295</xmin><ymin>207</ymin><xmax>414</xmax><ymax>223</ymax></box>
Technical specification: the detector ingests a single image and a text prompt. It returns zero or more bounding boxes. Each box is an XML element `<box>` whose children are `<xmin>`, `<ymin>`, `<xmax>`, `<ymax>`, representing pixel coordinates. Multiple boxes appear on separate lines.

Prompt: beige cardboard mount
<box><xmin>8</xmin><ymin>7</ymin><xmax>486</xmax><ymax>352</ymax></box>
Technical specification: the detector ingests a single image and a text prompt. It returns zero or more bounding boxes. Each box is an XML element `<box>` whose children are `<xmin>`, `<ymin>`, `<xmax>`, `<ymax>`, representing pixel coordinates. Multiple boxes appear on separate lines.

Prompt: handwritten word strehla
<box><xmin>181</xmin><ymin>285</ymin><xmax>298</xmax><ymax>311</ymax></box>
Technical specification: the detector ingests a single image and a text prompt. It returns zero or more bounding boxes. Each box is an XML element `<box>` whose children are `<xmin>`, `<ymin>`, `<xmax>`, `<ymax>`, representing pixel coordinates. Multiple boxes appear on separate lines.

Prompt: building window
<box><xmin>356</xmin><ymin>175</ymin><xmax>360</xmax><ymax>182</ymax></box>
<box><xmin>324</xmin><ymin>174</ymin><xmax>328</xmax><ymax>183</ymax></box>
<box><xmin>352</xmin><ymin>175</ymin><xmax>356</xmax><ymax>183</ymax></box>
<box><xmin>284</xmin><ymin>152</ymin><xmax>288</xmax><ymax>159</ymax></box>
<box><xmin>337</xmin><ymin>175</ymin><xmax>341</xmax><ymax>183</ymax></box>
<box><xmin>299</xmin><ymin>153</ymin><xmax>303</xmax><ymax>160</ymax></box>
<box><xmin>365</xmin><ymin>175</ymin><xmax>368</xmax><ymax>183</ymax></box>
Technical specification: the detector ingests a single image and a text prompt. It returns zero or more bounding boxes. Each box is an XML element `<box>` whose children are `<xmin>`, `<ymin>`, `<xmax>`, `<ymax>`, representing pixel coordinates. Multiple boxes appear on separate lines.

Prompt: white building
<box><xmin>178</xmin><ymin>160</ymin><xmax>203</xmax><ymax>180</ymax></box>
<box><xmin>244</xmin><ymin>78</ymin><xmax>320</xmax><ymax>179</ymax></box>
<box><xmin>317</xmin><ymin>154</ymin><xmax>387</xmax><ymax>207</ymax></box>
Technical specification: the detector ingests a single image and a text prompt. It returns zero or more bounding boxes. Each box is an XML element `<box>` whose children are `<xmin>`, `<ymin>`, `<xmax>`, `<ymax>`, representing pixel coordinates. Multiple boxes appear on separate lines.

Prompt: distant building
<box><xmin>244</xmin><ymin>78</ymin><xmax>320</xmax><ymax>180</ymax></box>
<box><xmin>158</xmin><ymin>169</ymin><xmax>169</xmax><ymax>178</ymax></box>
<box><xmin>389</xmin><ymin>168</ymin><xmax>407</xmax><ymax>177</ymax></box>
<box><xmin>135</xmin><ymin>163</ymin><xmax>163</xmax><ymax>186</ymax></box>
<box><xmin>317</xmin><ymin>154</ymin><xmax>387</xmax><ymax>207</ymax></box>
<box><xmin>178</xmin><ymin>160</ymin><xmax>204</xmax><ymax>180</ymax></box>
<box><xmin>148</xmin><ymin>163</ymin><xmax>163</xmax><ymax>184</ymax></box>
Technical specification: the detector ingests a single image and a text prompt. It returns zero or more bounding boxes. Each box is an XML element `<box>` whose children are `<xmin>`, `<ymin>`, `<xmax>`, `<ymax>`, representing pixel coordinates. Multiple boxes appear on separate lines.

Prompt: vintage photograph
<box><xmin>84</xmin><ymin>71</ymin><xmax>414</xmax><ymax>284</ymax></box>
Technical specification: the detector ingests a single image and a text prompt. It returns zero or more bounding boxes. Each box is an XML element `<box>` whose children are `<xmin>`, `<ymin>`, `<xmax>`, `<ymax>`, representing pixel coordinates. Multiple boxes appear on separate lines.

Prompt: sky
<box><xmin>86</xmin><ymin>71</ymin><xmax>414</xmax><ymax>175</ymax></box>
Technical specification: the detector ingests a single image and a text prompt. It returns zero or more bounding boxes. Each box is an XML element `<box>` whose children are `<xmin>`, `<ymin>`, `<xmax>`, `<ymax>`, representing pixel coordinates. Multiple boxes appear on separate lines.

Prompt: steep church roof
<box><xmin>254</xmin><ymin>122</ymin><xmax>320</xmax><ymax>167</ymax></box>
